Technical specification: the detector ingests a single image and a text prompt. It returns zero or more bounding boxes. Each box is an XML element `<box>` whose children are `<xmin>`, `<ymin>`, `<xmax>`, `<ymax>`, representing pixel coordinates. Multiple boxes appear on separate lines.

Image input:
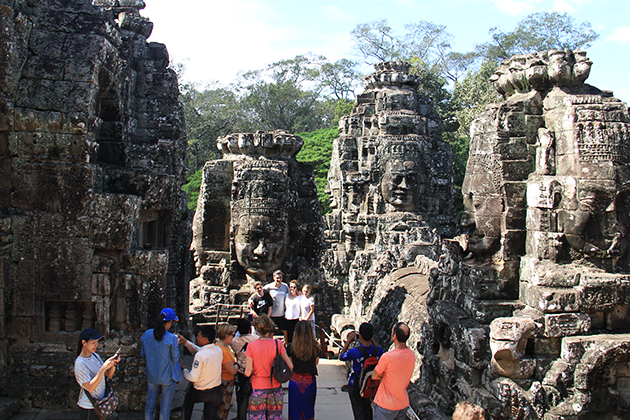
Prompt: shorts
<box><xmin>271</xmin><ymin>316</ymin><xmax>286</xmax><ymax>331</ymax></box>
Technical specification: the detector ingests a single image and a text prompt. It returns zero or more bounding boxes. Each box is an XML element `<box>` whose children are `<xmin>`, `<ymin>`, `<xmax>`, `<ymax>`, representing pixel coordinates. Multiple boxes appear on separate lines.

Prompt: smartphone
<box><xmin>114</xmin><ymin>348</ymin><xmax>121</xmax><ymax>358</ymax></box>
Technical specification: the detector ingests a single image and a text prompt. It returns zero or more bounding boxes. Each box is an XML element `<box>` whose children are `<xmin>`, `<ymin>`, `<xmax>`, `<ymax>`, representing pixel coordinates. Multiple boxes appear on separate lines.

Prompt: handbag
<box><xmin>270</xmin><ymin>339</ymin><xmax>293</xmax><ymax>384</ymax></box>
<box><xmin>83</xmin><ymin>381</ymin><xmax>119</xmax><ymax>420</ymax></box>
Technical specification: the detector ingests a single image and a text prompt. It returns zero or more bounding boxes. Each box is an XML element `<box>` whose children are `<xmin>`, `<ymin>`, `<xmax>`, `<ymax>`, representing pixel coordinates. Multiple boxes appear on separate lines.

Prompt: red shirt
<box><xmin>245</xmin><ymin>338</ymin><xmax>286</xmax><ymax>389</ymax></box>
<box><xmin>373</xmin><ymin>347</ymin><xmax>416</xmax><ymax>410</ymax></box>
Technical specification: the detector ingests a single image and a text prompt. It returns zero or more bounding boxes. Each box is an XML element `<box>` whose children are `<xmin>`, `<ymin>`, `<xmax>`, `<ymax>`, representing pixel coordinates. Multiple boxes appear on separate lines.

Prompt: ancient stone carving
<box><xmin>323</xmin><ymin>61</ymin><xmax>455</xmax><ymax>319</ymax></box>
<box><xmin>0</xmin><ymin>0</ymin><xmax>189</xmax><ymax>409</ymax></box>
<box><xmin>190</xmin><ymin>130</ymin><xmax>325</xmax><ymax>314</ymax></box>
<box><xmin>423</xmin><ymin>50</ymin><xmax>630</xmax><ymax>419</ymax></box>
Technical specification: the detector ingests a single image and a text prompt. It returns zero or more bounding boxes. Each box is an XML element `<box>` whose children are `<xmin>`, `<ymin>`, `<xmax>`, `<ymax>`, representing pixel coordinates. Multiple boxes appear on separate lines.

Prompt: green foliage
<box><xmin>443</xmin><ymin>133</ymin><xmax>469</xmax><ymax>217</ymax></box>
<box><xmin>451</xmin><ymin>59</ymin><xmax>501</xmax><ymax>139</ymax></box>
<box><xmin>296</xmin><ymin>128</ymin><xmax>339</xmax><ymax>214</ymax></box>
<box><xmin>183</xmin><ymin>168</ymin><xmax>203</xmax><ymax>210</ymax></box>
<box><xmin>476</xmin><ymin>12</ymin><xmax>600</xmax><ymax>62</ymax></box>
<box><xmin>180</xmin><ymin>83</ymin><xmax>250</xmax><ymax>173</ymax></box>
<box><xmin>333</xmin><ymin>98</ymin><xmax>354</xmax><ymax>128</ymax></box>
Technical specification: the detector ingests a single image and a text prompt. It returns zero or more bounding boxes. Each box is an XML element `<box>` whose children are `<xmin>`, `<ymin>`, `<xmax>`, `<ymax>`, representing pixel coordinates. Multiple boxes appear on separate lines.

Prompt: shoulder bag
<box><xmin>270</xmin><ymin>339</ymin><xmax>293</xmax><ymax>384</ymax></box>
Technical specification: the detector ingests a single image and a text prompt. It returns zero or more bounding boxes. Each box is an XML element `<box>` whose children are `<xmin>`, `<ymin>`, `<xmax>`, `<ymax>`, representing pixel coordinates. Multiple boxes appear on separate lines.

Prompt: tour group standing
<box><xmin>74</xmin><ymin>291</ymin><xmax>419</xmax><ymax>420</ymax></box>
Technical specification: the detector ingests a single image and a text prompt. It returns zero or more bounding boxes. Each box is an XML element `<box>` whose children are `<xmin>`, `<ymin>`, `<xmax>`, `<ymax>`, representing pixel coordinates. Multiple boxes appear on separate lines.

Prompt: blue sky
<box><xmin>142</xmin><ymin>0</ymin><xmax>630</xmax><ymax>102</ymax></box>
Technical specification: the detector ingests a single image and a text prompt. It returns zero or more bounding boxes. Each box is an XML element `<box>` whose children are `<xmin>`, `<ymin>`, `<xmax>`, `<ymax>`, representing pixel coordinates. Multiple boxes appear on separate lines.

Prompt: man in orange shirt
<box><xmin>371</xmin><ymin>322</ymin><xmax>416</xmax><ymax>420</ymax></box>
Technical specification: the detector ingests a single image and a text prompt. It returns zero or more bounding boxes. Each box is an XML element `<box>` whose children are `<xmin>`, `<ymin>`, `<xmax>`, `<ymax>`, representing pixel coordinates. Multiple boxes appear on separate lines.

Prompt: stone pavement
<box><xmin>5</xmin><ymin>359</ymin><xmax>353</xmax><ymax>420</ymax></box>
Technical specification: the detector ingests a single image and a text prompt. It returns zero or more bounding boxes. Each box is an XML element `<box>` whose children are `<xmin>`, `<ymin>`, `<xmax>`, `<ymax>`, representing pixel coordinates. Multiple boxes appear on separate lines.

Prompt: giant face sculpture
<box><xmin>378</xmin><ymin>141</ymin><xmax>425</xmax><ymax>213</ymax></box>
<box><xmin>461</xmin><ymin>191</ymin><xmax>502</xmax><ymax>257</ymax></box>
<box><xmin>381</xmin><ymin>159</ymin><xmax>418</xmax><ymax>211</ymax></box>
<box><xmin>461</xmin><ymin>151</ymin><xmax>504</xmax><ymax>258</ymax></box>
<box><xmin>233</xmin><ymin>211</ymin><xmax>288</xmax><ymax>280</ymax></box>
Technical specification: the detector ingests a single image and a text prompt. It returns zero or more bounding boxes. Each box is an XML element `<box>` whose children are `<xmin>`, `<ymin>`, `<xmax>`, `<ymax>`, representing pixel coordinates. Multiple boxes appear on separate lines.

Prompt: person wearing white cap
<box><xmin>74</xmin><ymin>328</ymin><xmax>120</xmax><ymax>420</ymax></box>
<box><xmin>141</xmin><ymin>308</ymin><xmax>184</xmax><ymax>420</ymax></box>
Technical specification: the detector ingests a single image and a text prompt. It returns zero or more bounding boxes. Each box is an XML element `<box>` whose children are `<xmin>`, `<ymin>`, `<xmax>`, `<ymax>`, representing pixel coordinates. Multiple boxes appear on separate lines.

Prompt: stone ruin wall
<box><xmin>421</xmin><ymin>50</ymin><xmax>630</xmax><ymax>419</ymax></box>
<box><xmin>0</xmin><ymin>0</ymin><xmax>190</xmax><ymax>409</ymax></box>
<box><xmin>325</xmin><ymin>53</ymin><xmax>630</xmax><ymax>420</ymax></box>
<box><xmin>189</xmin><ymin>130</ymin><xmax>327</xmax><ymax>322</ymax></box>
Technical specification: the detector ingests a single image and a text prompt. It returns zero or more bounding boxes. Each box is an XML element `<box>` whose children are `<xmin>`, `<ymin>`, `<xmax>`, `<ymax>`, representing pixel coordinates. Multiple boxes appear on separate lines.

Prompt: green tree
<box><xmin>180</xmin><ymin>83</ymin><xmax>251</xmax><ymax>173</ymax></box>
<box><xmin>476</xmin><ymin>12</ymin><xmax>600</xmax><ymax>62</ymax></box>
<box><xmin>236</xmin><ymin>54</ymin><xmax>361</xmax><ymax>133</ymax></box>
<box><xmin>296</xmin><ymin>128</ymin><xmax>338</xmax><ymax>214</ymax></box>
<box><xmin>182</xmin><ymin>167</ymin><xmax>203</xmax><ymax>210</ymax></box>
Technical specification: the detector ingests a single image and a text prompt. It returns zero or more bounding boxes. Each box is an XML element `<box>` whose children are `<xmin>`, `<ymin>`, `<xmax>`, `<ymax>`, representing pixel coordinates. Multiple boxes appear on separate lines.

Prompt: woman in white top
<box><xmin>74</xmin><ymin>328</ymin><xmax>120</xmax><ymax>420</ymax></box>
<box><xmin>299</xmin><ymin>284</ymin><xmax>316</xmax><ymax>335</ymax></box>
<box><xmin>284</xmin><ymin>280</ymin><xmax>302</xmax><ymax>343</ymax></box>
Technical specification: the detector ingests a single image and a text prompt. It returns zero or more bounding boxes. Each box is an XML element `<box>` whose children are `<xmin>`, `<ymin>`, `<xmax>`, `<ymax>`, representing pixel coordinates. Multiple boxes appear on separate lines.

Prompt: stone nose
<box><xmin>253</xmin><ymin>239</ymin><xmax>268</xmax><ymax>256</ymax></box>
<box><xmin>399</xmin><ymin>176</ymin><xmax>409</xmax><ymax>189</ymax></box>
<box><xmin>460</xmin><ymin>212</ymin><xmax>475</xmax><ymax>228</ymax></box>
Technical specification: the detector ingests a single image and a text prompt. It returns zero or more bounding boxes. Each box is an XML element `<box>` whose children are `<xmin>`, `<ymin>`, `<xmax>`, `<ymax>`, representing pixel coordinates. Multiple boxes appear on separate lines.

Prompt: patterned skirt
<box><xmin>248</xmin><ymin>387</ymin><xmax>283</xmax><ymax>420</ymax></box>
<box><xmin>288</xmin><ymin>372</ymin><xmax>317</xmax><ymax>420</ymax></box>
<box><xmin>217</xmin><ymin>378</ymin><xmax>234</xmax><ymax>420</ymax></box>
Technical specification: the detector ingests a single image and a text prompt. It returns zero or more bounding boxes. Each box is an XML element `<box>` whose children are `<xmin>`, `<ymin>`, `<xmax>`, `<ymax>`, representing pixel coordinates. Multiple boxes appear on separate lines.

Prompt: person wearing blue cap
<box><xmin>141</xmin><ymin>308</ymin><xmax>184</xmax><ymax>420</ymax></box>
<box><xmin>75</xmin><ymin>328</ymin><xmax>120</xmax><ymax>420</ymax></box>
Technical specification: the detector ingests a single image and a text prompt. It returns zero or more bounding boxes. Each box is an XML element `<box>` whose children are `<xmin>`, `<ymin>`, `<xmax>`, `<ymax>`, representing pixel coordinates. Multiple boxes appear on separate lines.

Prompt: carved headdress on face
<box><xmin>230</xmin><ymin>160</ymin><xmax>290</xmax><ymax>282</ymax></box>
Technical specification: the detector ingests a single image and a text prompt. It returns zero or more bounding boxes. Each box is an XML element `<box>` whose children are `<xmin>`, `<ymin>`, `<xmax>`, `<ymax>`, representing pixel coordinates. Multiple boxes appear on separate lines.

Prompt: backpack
<box><xmin>357</xmin><ymin>345</ymin><xmax>381</xmax><ymax>400</ymax></box>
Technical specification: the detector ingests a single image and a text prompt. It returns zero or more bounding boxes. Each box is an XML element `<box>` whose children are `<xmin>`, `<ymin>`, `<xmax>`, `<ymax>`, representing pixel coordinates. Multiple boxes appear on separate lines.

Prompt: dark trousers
<box><xmin>285</xmin><ymin>318</ymin><xmax>299</xmax><ymax>343</ymax></box>
<box><xmin>348</xmin><ymin>383</ymin><xmax>373</xmax><ymax>420</ymax></box>
<box><xmin>78</xmin><ymin>408</ymin><xmax>96</xmax><ymax>420</ymax></box>
<box><xmin>235</xmin><ymin>372</ymin><xmax>251</xmax><ymax>420</ymax></box>
<box><xmin>183</xmin><ymin>385</ymin><xmax>222</xmax><ymax>420</ymax></box>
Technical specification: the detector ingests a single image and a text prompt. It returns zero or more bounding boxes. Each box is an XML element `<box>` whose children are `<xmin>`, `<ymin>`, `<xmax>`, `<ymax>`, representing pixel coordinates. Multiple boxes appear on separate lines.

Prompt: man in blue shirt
<box><xmin>339</xmin><ymin>322</ymin><xmax>384</xmax><ymax>420</ymax></box>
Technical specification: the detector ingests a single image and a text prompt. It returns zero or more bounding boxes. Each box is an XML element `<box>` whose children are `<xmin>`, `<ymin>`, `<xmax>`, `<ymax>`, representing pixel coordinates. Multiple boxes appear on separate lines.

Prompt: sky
<box><xmin>141</xmin><ymin>0</ymin><xmax>630</xmax><ymax>103</ymax></box>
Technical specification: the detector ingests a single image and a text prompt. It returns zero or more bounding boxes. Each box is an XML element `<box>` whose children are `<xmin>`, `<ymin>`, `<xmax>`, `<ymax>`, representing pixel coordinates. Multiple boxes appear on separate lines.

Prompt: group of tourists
<box><xmin>248</xmin><ymin>270</ymin><xmax>316</xmax><ymax>343</ymax></box>
<box><xmin>72</xmin><ymin>270</ymin><xmax>417</xmax><ymax>420</ymax></box>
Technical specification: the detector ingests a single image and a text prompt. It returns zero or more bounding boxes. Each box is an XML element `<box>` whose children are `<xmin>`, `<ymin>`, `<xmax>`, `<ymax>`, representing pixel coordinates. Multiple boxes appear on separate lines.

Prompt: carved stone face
<box><xmin>234</xmin><ymin>215</ymin><xmax>288</xmax><ymax>280</ymax></box>
<box><xmin>381</xmin><ymin>160</ymin><xmax>417</xmax><ymax>211</ymax></box>
<box><xmin>461</xmin><ymin>192</ymin><xmax>502</xmax><ymax>257</ymax></box>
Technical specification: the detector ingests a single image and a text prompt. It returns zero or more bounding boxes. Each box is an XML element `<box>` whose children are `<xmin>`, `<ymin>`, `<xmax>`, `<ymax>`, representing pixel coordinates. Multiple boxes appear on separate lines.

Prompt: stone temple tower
<box><xmin>324</xmin><ymin>61</ymin><xmax>455</xmax><ymax>320</ymax></box>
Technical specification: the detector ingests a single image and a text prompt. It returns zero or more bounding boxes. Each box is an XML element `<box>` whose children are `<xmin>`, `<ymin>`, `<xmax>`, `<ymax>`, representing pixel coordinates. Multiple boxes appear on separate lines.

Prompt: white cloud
<box><xmin>607</xmin><ymin>26</ymin><xmax>630</xmax><ymax>43</ymax></box>
<box><xmin>143</xmin><ymin>0</ymin><xmax>293</xmax><ymax>85</ymax></box>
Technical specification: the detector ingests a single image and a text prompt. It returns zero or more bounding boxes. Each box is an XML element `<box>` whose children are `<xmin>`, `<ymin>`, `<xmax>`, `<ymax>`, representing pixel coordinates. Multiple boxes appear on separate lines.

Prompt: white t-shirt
<box><xmin>74</xmin><ymin>353</ymin><xmax>106</xmax><ymax>409</ymax></box>
<box><xmin>264</xmin><ymin>282</ymin><xmax>289</xmax><ymax>317</ymax></box>
<box><xmin>284</xmin><ymin>294</ymin><xmax>302</xmax><ymax>320</ymax></box>
<box><xmin>183</xmin><ymin>343</ymin><xmax>223</xmax><ymax>390</ymax></box>
<box><xmin>300</xmin><ymin>296</ymin><xmax>315</xmax><ymax>321</ymax></box>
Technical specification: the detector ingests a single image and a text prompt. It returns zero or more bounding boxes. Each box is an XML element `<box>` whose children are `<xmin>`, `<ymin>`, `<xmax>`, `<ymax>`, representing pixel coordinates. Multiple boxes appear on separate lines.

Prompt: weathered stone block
<box><xmin>91</xmin><ymin>273</ymin><xmax>111</xmax><ymax>296</ymax></box>
<box><xmin>605</xmin><ymin>305</ymin><xmax>630</xmax><ymax>331</ymax></box>
<box><xmin>86</xmin><ymin>193</ymin><xmax>140</xmax><ymax>250</ymax></box>
<box><xmin>22</xmin><ymin>56</ymin><xmax>65</xmax><ymax>81</ymax></box>
<box><xmin>521</xmin><ymin>282</ymin><xmax>580</xmax><ymax>313</ymax></box>
<box><xmin>92</xmin><ymin>254</ymin><xmax>114</xmax><ymax>273</ymax></box>
<box><xmin>544</xmin><ymin>313</ymin><xmax>591</xmax><ymax>337</ymax></box>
